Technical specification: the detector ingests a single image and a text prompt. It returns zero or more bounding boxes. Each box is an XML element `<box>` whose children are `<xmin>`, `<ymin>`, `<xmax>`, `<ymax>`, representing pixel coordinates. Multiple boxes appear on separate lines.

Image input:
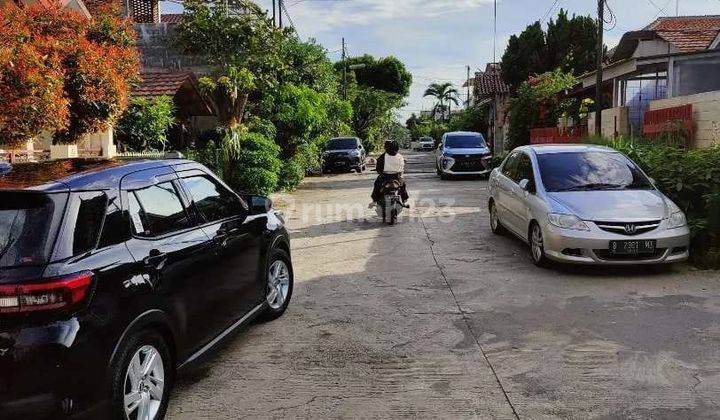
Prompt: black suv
<box><xmin>0</xmin><ymin>159</ymin><xmax>293</xmax><ymax>419</ymax></box>
<box><xmin>322</xmin><ymin>137</ymin><xmax>366</xmax><ymax>173</ymax></box>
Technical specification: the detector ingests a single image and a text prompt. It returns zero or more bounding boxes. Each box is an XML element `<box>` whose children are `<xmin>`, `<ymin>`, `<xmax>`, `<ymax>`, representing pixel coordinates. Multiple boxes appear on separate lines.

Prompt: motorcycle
<box><xmin>375</xmin><ymin>179</ymin><xmax>405</xmax><ymax>225</ymax></box>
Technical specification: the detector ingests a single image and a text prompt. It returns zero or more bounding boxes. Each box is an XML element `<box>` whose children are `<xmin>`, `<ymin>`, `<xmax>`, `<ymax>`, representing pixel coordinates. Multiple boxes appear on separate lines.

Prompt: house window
<box><xmin>673</xmin><ymin>56</ymin><xmax>720</xmax><ymax>97</ymax></box>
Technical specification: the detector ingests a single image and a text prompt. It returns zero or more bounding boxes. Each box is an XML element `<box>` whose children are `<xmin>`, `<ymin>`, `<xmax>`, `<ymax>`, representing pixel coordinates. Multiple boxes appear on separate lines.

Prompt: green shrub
<box><xmin>221</xmin><ymin>128</ymin><xmax>282</xmax><ymax>196</ymax></box>
<box><xmin>277</xmin><ymin>143</ymin><xmax>321</xmax><ymax>191</ymax></box>
<box><xmin>489</xmin><ymin>152</ymin><xmax>508</xmax><ymax>169</ymax></box>
<box><xmin>116</xmin><ymin>96</ymin><xmax>176</xmax><ymax>151</ymax></box>
<box><xmin>593</xmin><ymin>136</ymin><xmax>720</xmax><ymax>268</ymax></box>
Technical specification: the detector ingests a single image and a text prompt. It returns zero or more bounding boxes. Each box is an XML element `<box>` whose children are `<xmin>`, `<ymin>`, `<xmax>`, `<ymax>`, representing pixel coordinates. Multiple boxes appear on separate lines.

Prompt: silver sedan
<box><xmin>488</xmin><ymin>144</ymin><xmax>690</xmax><ymax>266</ymax></box>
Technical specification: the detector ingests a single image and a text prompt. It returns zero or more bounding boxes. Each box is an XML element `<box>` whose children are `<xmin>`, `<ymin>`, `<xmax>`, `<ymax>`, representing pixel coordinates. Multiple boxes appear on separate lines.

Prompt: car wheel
<box><xmin>440</xmin><ymin>173</ymin><xmax>449</xmax><ymax>180</ymax></box>
<box><xmin>529</xmin><ymin>222</ymin><xmax>548</xmax><ymax>267</ymax></box>
<box><xmin>110</xmin><ymin>330</ymin><xmax>173</xmax><ymax>420</ymax></box>
<box><xmin>489</xmin><ymin>201</ymin><xmax>505</xmax><ymax>235</ymax></box>
<box><xmin>259</xmin><ymin>248</ymin><xmax>294</xmax><ymax>322</ymax></box>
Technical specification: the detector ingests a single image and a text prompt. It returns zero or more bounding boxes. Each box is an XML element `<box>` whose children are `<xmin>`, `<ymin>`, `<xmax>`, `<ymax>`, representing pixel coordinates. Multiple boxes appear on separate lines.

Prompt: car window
<box><xmin>326</xmin><ymin>138</ymin><xmax>358</xmax><ymax>149</ymax></box>
<box><xmin>537</xmin><ymin>151</ymin><xmax>654</xmax><ymax>192</ymax></box>
<box><xmin>181</xmin><ymin>176</ymin><xmax>244</xmax><ymax>223</ymax></box>
<box><xmin>515</xmin><ymin>153</ymin><xmax>534</xmax><ymax>184</ymax></box>
<box><xmin>72</xmin><ymin>193</ymin><xmax>107</xmax><ymax>255</ymax></box>
<box><xmin>501</xmin><ymin>152</ymin><xmax>519</xmax><ymax>179</ymax></box>
<box><xmin>130</xmin><ymin>182</ymin><xmax>191</xmax><ymax>237</ymax></box>
<box><xmin>98</xmin><ymin>195</ymin><xmax>130</xmax><ymax>249</ymax></box>
<box><xmin>444</xmin><ymin>134</ymin><xmax>487</xmax><ymax>149</ymax></box>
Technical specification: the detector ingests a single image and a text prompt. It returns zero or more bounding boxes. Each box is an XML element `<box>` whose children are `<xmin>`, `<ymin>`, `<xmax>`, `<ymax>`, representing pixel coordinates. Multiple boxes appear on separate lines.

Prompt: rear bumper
<box><xmin>542</xmin><ymin>223</ymin><xmax>690</xmax><ymax>265</ymax></box>
<box><xmin>0</xmin><ymin>317</ymin><xmax>110</xmax><ymax>418</ymax></box>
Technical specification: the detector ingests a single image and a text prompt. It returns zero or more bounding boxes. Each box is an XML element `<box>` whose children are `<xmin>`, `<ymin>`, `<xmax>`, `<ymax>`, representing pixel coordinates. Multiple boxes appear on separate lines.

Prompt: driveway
<box><xmin>168</xmin><ymin>150</ymin><xmax>720</xmax><ymax>419</ymax></box>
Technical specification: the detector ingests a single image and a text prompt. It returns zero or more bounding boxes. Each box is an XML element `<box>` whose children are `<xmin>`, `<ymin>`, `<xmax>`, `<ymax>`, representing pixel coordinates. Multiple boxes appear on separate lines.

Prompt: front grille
<box><xmin>594</xmin><ymin>248</ymin><xmax>667</xmax><ymax>261</ymax></box>
<box><xmin>594</xmin><ymin>220</ymin><xmax>661</xmax><ymax>236</ymax></box>
<box><xmin>450</xmin><ymin>155</ymin><xmax>487</xmax><ymax>172</ymax></box>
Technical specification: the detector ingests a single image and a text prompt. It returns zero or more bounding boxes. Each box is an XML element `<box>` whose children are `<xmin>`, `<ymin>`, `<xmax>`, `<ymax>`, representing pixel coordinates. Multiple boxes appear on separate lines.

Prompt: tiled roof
<box><xmin>645</xmin><ymin>16</ymin><xmax>720</xmax><ymax>52</ymax></box>
<box><xmin>161</xmin><ymin>13</ymin><xmax>183</xmax><ymax>23</ymax></box>
<box><xmin>474</xmin><ymin>71</ymin><xmax>509</xmax><ymax>96</ymax></box>
<box><xmin>133</xmin><ymin>72</ymin><xmax>195</xmax><ymax>98</ymax></box>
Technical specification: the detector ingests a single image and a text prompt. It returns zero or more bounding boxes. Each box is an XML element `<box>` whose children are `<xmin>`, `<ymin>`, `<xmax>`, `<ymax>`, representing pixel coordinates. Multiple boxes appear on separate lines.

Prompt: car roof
<box><xmin>0</xmin><ymin>158</ymin><xmax>196</xmax><ymax>193</ymax></box>
<box><xmin>444</xmin><ymin>131</ymin><xmax>482</xmax><ymax>136</ymax></box>
<box><xmin>523</xmin><ymin>144</ymin><xmax>617</xmax><ymax>155</ymax></box>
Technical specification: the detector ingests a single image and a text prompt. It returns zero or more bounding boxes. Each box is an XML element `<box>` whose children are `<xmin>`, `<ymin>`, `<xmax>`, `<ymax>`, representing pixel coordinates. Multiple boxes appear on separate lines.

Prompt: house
<box><xmin>471</xmin><ymin>63</ymin><xmax>510</xmax><ymax>154</ymax></box>
<box><xmin>574</xmin><ymin>15</ymin><xmax>720</xmax><ymax>147</ymax></box>
<box><xmin>132</xmin><ymin>71</ymin><xmax>216</xmax><ymax>150</ymax></box>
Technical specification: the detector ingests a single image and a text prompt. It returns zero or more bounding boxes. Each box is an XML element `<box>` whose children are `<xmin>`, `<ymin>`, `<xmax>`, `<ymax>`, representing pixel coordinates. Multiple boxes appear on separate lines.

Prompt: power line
<box><xmin>540</xmin><ymin>0</ymin><xmax>561</xmax><ymax>23</ymax></box>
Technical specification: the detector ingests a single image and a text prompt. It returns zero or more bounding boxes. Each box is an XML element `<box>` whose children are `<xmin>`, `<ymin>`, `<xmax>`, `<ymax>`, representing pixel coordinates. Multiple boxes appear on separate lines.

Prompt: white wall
<box><xmin>649</xmin><ymin>90</ymin><xmax>720</xmax><ymax>149</ymax></box>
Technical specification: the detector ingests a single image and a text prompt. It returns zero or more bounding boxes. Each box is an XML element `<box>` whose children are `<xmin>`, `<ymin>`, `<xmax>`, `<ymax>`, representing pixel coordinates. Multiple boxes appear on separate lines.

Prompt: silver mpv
<box><xmin>488</xmin><ymin>145</ymin><xmax>690</xmax><ymax>266</ymax></box>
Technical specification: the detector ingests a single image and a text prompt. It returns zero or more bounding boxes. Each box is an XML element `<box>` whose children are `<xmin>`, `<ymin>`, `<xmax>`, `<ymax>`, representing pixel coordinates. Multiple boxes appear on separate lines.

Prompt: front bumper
<box><xmin>323</xmin><ymin>155</ymin><xmax>362</xmax><ymax>169</ymax></box>
<box><xmin>542</xmin><ymin>222</ymin><xmax>690</xmax><ymax>265</ymax></box>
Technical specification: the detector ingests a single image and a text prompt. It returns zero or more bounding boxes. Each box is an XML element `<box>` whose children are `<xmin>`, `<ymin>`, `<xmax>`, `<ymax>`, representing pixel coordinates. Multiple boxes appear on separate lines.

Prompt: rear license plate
<box><xmin>609</xmin><ymin>240</ymin><xmax>656</xmax><ymax>255</ymax></box>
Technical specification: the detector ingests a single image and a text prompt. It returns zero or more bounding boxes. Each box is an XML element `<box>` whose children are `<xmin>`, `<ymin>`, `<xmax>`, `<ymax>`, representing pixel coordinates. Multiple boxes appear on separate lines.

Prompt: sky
<box><xmin>165</xmin><ymin>0</ymin><xmax>719</xmax><ymax>121</ymax></box>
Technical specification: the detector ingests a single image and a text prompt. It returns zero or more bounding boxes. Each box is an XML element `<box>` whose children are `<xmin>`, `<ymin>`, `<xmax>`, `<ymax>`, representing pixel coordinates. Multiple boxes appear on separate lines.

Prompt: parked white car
<box><xmin>488</xmin><ymin>144</ymin><xmax>690</xmax><ymax>266</ymax></box>
<box><xmin>412</xmin><ymin>136</ymin><xmax>435</xmax><ymax>151</ymax></box>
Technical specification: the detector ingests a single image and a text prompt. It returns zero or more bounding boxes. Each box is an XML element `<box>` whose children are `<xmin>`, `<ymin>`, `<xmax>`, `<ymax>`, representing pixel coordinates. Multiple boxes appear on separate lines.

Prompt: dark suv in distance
<box><xmin>0</xmin><ymin>159</ymin><xmax>293</xmax><ymax>420</ymax></box>
<box><xmin>322</xmin><ymin>137</ymin><xmax>366</xmax><ymax>173</ymax></box>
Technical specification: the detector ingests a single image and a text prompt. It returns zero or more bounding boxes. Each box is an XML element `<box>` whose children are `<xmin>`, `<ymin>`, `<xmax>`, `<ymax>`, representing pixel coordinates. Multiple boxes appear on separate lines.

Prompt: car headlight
<box><xmin>442</xmin><ymin>156</ymin><xmax>455</xmax><ymax>168</ymax></box>
<box><xmin>666</xmin><ymin>211</ymin><xmax>687</xmax><ymax>229</ymax></box>
<box><xmin>547</xmin><ymin>213</ymin><xmax>590</xmax><ymax>231</ymax></box>
<box><xmin>349</xmin><ymin>149</ymin><xmax>360</xmax><ymax>157</ymax></box>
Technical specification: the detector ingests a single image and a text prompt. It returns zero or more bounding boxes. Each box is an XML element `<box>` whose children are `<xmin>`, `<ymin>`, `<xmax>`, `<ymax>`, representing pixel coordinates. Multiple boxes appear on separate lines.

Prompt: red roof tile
<box><xmin>161</xmin><ymin>13</ymin><xmax>182</xmax><ymax>23</ymax></box>
<box><xmin>644</xmin><ymin>16</ymin><xmax>720</xmax><ymax>52</ymax></box>
<box><xmin>474</xmin><ymin>71</ymin><xmax>509</xmax><ymax>96</ymax></box>
<box><xmin>133</xmin><ymin>72</ymin><xmax>196</xmax><ymax>98</ymax></box>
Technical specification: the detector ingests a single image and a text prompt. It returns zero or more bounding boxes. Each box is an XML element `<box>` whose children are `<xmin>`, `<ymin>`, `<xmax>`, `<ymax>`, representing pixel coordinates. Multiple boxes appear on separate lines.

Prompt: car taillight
<box><xmin>0</xmin><ymin>271</ymin><xmax>94</xmax><ymax>313</ymax></box>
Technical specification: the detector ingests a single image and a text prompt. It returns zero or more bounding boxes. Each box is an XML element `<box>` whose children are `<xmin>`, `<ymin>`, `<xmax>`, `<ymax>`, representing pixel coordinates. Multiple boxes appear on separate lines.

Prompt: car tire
<box><xmin>489</xmin><ymin>201</ymin><xmax>506</xmax><ymax>235</ymax></box>
<box><xmin>529</xmin><ymin>222</ymin><xmax>548</xmax><ymax>267</ymax></box>
<box><xmin>259</xmin><ymin>248</ymin><xmax>294</xmax><ymax>322</ymax></box>
<box><xmin>440</xmin><ymin>173</ymin><xmax>449</xmax><ymax>180</ymax></box>
<box><xmin>110</xmin><ymin>330</ymin><xmax>173</xmax><ymax>420</ymax></box>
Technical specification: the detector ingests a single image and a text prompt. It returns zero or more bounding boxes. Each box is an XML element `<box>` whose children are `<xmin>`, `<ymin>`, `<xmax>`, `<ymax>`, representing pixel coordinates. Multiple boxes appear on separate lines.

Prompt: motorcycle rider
<box><xmin>371</xmin><ymin>140</ymin><xmax>410</xmax><ymax>206</ymax></box>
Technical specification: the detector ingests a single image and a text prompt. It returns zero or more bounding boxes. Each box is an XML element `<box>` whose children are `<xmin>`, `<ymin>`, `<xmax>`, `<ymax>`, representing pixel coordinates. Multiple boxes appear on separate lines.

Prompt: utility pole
<box><xmin>342</xmin><ymin>37</ymin><xmax>347</xmax><ymax>100</ymax></box>
<box><xmin>278</xmin><ymin>0</ymin><xmax>283</xmax><ymax>28</ymax></box>
<box><xmin>594</xmin><ymin>0</ymin><xmax>604</xmax><ymax>136</ymax></box>
<box><xmin>466</xmin><ymin>65</ymin><xmax>471</xmax><ymax>107</ymax></box>
<box><xmin>272</xmin><ymin>0</ymin><xmax>276</xmax><ymax>27</ymax></box>
<box><xmin>493</xmin><ymin>0</ymin><xmax>497</xmax><ymax>63</ymax></box>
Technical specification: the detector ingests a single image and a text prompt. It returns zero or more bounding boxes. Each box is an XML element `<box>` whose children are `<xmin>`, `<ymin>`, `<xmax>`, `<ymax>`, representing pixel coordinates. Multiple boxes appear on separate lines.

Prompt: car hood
<box><xmin>547</xmin><ymin>190</ymin><xmax>669</xmax><ymax>221</ymax></box>
<box><xmin>445</xmin><ymin>147</ymin><xmax>491</xmax><ymax>156</ymax></box>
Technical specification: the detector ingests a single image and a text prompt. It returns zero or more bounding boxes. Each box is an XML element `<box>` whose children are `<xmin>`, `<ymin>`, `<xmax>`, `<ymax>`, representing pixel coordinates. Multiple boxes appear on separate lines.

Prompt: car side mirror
<box><xmin>519</xmin><ymin>179</ymin><xmax>535</xmax><ymax>193</ymax></box>
<box><xmin>243</xmin><ymin>195</ymin><xmax>272</xmax><ymax>215</ymax></box>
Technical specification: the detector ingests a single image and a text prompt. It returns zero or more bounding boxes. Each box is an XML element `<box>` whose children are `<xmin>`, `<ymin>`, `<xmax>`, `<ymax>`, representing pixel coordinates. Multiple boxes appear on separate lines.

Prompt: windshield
<box><xmin>326</xmin><ymin>138</ymin><xmax>358</xmax><ymax>150</ymax></box>
<box><xmin>445</xmin><ymin>134</ymin><xmax>486</xmax><ymax>149</ymax></box>
<box><xmin>0</xmin><ymin>193</ymin><xmax>67</xmax><ymax>267</ymax></box>
<box><xmin>537</xmin><ymin>151</ymin><xmax>654</xmax><ymax>192</ymax></box>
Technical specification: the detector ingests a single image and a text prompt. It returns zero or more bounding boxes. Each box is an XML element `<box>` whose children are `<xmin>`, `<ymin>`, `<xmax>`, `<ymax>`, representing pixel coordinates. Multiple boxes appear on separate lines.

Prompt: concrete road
<box><xmin>168</xmin><ymin>150</ymin><xmax>720</xmax><ymax>419</ymax></box>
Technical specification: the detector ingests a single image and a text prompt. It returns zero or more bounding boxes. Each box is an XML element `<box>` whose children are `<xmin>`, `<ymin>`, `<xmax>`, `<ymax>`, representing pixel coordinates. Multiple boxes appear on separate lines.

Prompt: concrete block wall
<box><xmin>133</xmin><ymin>23</ymin><xmax>212</xmax><ymax>74</ymax></box>
<box><xmin>649</xmin><ymin>91</ymin><xmax>720</xmax><ymax>149</ymax></box>
<box><xmin>587</xmin><ymin>107</ymin><xmax>629</xmax><ymax>139</ymax></box>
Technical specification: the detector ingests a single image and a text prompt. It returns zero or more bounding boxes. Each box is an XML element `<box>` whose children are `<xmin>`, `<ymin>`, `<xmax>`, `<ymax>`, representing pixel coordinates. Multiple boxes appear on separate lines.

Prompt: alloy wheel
<box><xmin>531</xmin><ymin>224</ymin><xmax>544</xmax><ymax>263</ymax></box>
<box><xmin>123</xmin><ymin>345</ymin><xmax>165</xmax><ymax>420</ymax></box>
<box><xmin>490</xmin><ymin>204</ymin><xmax>499</xmax><ymax>231</ymax></box>
<box><xmin>267</xmin><ymin>260</ymin><xmax>291</xmax><ymax>309</ymax></box>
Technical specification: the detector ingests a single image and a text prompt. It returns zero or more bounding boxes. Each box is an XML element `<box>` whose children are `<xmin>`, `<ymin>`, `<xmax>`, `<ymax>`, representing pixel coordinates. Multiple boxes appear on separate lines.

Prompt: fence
<box><xmin>530</xmin><ymin>125</ymin><xmax>588</xmax><ymax>144</ymax></box>
<box><xmin>643</xmin><ymin>104</ymin><xmax>694</xmax><ymax>139</ymax></box>
<box><xmin>116</xmin><ymin>150</ymin><xmax>166</xmax><ymax>159</ymax></box>
<box><xmin>0</xmin><ymin>149</ymin><xmax>50</xmax><ymax>163</ymax></box>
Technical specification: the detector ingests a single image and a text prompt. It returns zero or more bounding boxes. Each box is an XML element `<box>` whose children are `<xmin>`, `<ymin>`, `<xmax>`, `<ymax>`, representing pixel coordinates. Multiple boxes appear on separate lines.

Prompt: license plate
<box><xmin>335</xmin><ymin>161</ymin><xmax>347</xmax><ymax>166</ymax></box>
<box><xmin>609</xmin><ymin>240</ymin><xmax>656</xmax><ymax>255</ymax></box>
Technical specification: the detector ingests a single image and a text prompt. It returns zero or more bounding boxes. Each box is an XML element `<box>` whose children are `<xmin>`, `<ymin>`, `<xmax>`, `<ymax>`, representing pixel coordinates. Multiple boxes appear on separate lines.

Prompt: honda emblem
<box><xmin>624</xmin><ymin>224</ymin><xmax>637</xmax><ymax>234</ymax></box>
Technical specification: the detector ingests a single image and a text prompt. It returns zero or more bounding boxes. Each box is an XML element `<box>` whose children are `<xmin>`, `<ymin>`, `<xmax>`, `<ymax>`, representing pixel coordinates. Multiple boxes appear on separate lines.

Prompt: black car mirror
<box><xmin>243</xmin><ymin>195</ymin><xmax>273</xmax><ymax>215</ymax></box>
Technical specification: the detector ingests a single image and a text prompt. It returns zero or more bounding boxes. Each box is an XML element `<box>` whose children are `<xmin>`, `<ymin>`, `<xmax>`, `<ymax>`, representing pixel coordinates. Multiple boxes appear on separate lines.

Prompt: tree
<box><xmin>349</xmin><ymin>86</ymin><xmax>402</xmax><ymax>150</ymax></box>
<box><xmin>55</xmin><ymin>3</ymin><xmax>140</xmax><ymax>143</ymax></box>
<box><xmin>0</xmin><ymin>1</ymin><xmax>139</xmax><ymax>145</ymax></box>
<box><xmin>0</xmin><ymin>3</ymin><xmax>68</xmax><ymax>147</ymax></box>
<box><xmin>338</xmin><ymin>54</ymin><xmax>413</xmax><ymax>96</ymax></box>
<box><xmin>198</xmin><ymin>66</ymin><xmax>256</xmax><ymax>128</ymax></box>
<box><xmin>116</xmin><ymin>96</ymin><xmax>176</xmax><ymax>151</ymax></box>
<box><xmin>546</xmin><ymin>9</ymin><xmax>598</xmax><ymax>75</ymax></box>
<box><xmin>423</xmin><ymin>82</ymin><xmax>460</xmax><ymax>121</ymax></box>
<box><xmin>501</xmin><ymin>21</ymin><xmax>547</xmax><ymax>92</ymax></box>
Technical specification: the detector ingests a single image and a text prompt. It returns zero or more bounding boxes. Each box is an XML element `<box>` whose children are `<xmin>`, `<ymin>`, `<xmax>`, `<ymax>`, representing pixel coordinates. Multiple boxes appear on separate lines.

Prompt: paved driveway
<box><xmin>168</xmin><ymin>150</ymin><xmax>720</xmax><ymax>419</ymax></box>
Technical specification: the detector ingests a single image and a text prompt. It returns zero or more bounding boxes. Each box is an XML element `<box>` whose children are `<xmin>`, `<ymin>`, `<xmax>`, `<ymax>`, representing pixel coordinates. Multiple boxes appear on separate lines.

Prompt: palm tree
<box><xmin>423</xmin><ymin>82</ymin><xmax>460</xmax><ymax>121</ymax></box>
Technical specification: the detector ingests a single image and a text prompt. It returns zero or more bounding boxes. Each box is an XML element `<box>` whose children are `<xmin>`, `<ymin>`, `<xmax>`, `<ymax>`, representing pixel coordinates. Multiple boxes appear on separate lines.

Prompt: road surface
<box><xmin>168</xmin><ymin>150</ymin><xmax>720</xmax><ymax>419</ymax></box>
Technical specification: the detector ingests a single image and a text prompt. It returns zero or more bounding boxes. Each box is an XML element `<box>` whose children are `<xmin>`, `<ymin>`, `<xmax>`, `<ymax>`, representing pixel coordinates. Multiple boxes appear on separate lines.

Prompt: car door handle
<box><xmin>143</xmin><ymin>250</ymin><xmax>167</xmax><ymax>271</ymax></box>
